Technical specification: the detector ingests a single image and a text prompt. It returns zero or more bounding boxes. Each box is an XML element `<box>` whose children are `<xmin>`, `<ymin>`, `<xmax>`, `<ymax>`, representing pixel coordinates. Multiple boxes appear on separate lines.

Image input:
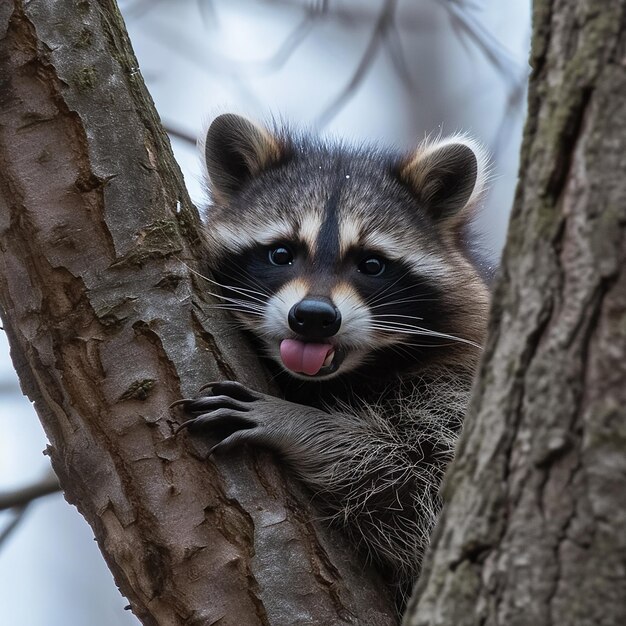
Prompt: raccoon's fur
<box><xmin>178</xmin><ymin>114</ymin><xmax>491</xmax><ymax>601</ymax></box>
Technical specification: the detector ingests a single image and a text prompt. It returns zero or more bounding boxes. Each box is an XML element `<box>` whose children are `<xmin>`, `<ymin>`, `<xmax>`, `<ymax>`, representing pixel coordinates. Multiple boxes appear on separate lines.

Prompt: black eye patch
<box><xmin>351</xmin><ymin>259</ymin><xmax>447</xmax><ymax>332</ymax></box>
<box><xmin>213</xmin><ymin>242</ymin><xmax>304</xmax><ymax>302</ymax></box>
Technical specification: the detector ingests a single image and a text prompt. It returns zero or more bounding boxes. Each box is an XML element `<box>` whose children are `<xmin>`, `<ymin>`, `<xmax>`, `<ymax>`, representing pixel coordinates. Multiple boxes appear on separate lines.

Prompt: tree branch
<box><xmin>404</xmin><ymin>1</ymin><xmax>626</xmax><ymax>624</ymax></box>
<box><xmin>0</xmin><ymin>472</ymin><xmax>60</xmax><ymax>511</ymax></box>
<box><xmin>0</xmin><ymin>1</ymin><xmax>395</xmax><ymax>623</ymax></box>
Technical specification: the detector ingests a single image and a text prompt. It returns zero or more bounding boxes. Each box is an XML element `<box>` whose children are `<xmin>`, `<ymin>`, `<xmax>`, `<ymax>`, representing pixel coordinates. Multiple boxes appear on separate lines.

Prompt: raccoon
<box><xmin>176</xmin><ymin>114</ymin><xmax>492</xmax><ymax>599</ymax></box>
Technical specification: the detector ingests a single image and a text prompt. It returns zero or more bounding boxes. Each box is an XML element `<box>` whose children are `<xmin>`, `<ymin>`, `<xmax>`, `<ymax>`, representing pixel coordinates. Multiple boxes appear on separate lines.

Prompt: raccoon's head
<box><xmin>202</xmin><ymin>114</ymin><xmax>491</xmax><ymax>381</ymax></box>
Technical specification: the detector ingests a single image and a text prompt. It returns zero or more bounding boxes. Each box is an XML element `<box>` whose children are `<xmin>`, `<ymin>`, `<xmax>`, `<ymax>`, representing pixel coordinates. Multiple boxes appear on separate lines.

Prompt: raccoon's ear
<box><xmin>398</xmin><ymin>136</ymin><xmax>488</xmax><ymax>224</ymax></box>
<box><xmin>204</xmin><ymin>114</ymin><xmax>285</xmax><ymax>203</ymax></box>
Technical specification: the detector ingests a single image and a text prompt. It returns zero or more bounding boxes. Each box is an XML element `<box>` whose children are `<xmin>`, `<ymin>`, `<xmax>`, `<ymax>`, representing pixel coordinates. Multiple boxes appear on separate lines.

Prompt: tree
<box><xmin>1</xmin><ymin>2</ymin><xmax>624</xmax><ymax>626</ymax></box>
<box><xmin>404</xmin><ymin>1</ymin><xmax>626</xmax><ymax>624</ymax></box>
<box><xmin>0</xmin><ymin>1</ymin><xmax>395</xmax><ymax>624</ymax></box>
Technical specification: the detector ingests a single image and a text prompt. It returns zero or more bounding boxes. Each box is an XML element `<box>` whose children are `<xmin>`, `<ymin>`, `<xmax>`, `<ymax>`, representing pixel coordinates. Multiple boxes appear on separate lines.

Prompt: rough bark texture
<box><xmin>0</xmin><ymin>2</ymin><xmax>396</xmax><ymax>624</ymax></box>
<box><xmin>404</xmin><ymin>1</ymin><xmax>626</xmax><ymax>625</ymax></box>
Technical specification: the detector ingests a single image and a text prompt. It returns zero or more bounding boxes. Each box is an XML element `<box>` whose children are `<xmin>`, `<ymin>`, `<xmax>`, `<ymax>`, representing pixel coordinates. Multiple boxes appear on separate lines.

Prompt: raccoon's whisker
<box><xmin>207</xmin><ymin>291</ymin><xmax>265</xmax><ymax>311</ymax></box>
<box><xmin>203</xmin><ymin>291</ymin><xmax>267</xmax><ymax>312</ymax></box>
<box><xmin>218</xmin><ymin>265</ymin><xmax>293</xmax><ymax>308</ymax></box>
<box><xmin>205</xmin><ymin>277</ymin><xmax>269</xmax><ymax>303</ymax></box>
<box><xmin>207</xmin><ymin>280</ymin><xmax>269</xmax><ymax>305</ymax></box>
<box><xmin>173</xmin><ymin>256</ymin><xmax>207</xmax><ymax>278</ymax></box>
<box><xmin>368</xmin><ymin>289</ymin><xmax>436</xmax><ymax>309</ymax></box>
<box><xmin>365</xmin><ymin>270</ymin><xmax>413</xmax><ymax>306</ymax></box>
<box><xmin>211</xmin><ymin>315</ymin><xmax>265</xmax><ymax>330</ymax></box>
<box><xmin>367</xmin><ymin>274</ymin><xmax>442</xmax><ymax>307</ymax></box>
<box><xmin>208</xmin><ymin>305</ymin><xmax>266</xmax><ymax>316</ymax></box>
<box><xmin>368</xmin><ymin>297</ymin><xmax>437</xmax><ymax>310</ymax></box>
<box><xmin>210</xmin><ymin>300</ymin><xmax>265</xmax><ymax>310</ymax></box>
<box><xmin>377</xmin><ymin>342</ymin><xmax>416</xmax><ymax>360</ymax></box>
<box><xmin>189</xmin><ymin>268</ymin><xmax>269</xmax><ymax>300</ymax></box>
<box><xmin>217</xmin><ymin>266</ymin><xmax>272</xmax><ymax>298</ymax></box>
<box><xmin>371</xmin><ymin>320</ymin><xmax>434</xmax><ymax>331</ymax></box>
<box><xmin>171</xmin><ymin>257</ymin><xmax>244</xmax><ymax>293</ymax></box>
<box><xmin>333</xmin><ymin>291</ymin><xmax>354</xmax><ymax>309</ymax></box>
<box><xmin>201</xmin><ymin>289</ymin><xmax>260</xmax><ymax>305</ymax></box>
<box><xmin>176</xmin><ymin>259</ymin><xmax>270</xmax><ymax>303</ymax></box>
<box><xmin>387</xmin><ymin>332</ymin><xmax>480</xmax><ymax>349</ymax></box>
<box><xmin>371</xmin><ymin>314</ymin><xmax>424</xmax><ymax>322</ymax></box>
<box><xmin>388</xmin><ymin>339</ymin><xmax>457</xmax><ymax>351</ymax></box>
<box><xmin>367</xmin><ymin>324</ymin><xmax>481</xmax><ymax>349</ymax></box>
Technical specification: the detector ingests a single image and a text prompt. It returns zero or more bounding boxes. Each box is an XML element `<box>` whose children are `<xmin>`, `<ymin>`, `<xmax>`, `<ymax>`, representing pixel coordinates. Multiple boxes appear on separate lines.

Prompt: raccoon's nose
<box><xmin>288</xmin><ymin>298</ymin><xmax>342</xmax><ymax>338</ymax></box>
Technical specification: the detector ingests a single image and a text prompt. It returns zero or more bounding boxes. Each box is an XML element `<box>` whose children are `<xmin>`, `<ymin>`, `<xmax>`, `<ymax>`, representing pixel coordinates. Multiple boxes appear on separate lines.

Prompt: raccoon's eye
<box><xmin>268</xmin><ymin>246</ymin><xmax>294</xmax><ymax>266</ymax></box>
<box><xmin>358</xmin><ymin>256</ymin><xmax>386</xmax><ymax>276</ymax></box>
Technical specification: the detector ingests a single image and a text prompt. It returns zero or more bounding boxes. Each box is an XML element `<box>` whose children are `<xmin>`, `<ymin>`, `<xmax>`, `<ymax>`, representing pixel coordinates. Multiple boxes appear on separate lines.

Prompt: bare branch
<box><xmin>317</xmin><ymin>0</ymin><xmax>398</xmax><ymax>128</ymax></box>
<box><xmin>162</xmin><ymin>121</ymin><xmax>197</xmax><ymax>147</ymax></box>
<box><xmin>0</xmin><ymin>506</ymin><xmax>28</xmax><ymax>551</ymax></box>
<box><xmin>440</xmin><ymin>0</ymin><xmax>525</xmax><ymax>87</ymax></box>
<box><xmin>383</xmin><ymin>19</ymin><xmax>416</xmax><ymax>94</ymax></box>
<box><xmin>0</xmin><ymin>472</ymin><xmax>60</xmax><ymax>552</ymax></box>
<box><xmin>0</xmin><ymin>472</ymin><xmax>61</xmax><ymax>511</ymax></box>
<box><xmin>197</xmin><ymin>0</ymin><xmax>218</xmax><ymax>28</ymax></box>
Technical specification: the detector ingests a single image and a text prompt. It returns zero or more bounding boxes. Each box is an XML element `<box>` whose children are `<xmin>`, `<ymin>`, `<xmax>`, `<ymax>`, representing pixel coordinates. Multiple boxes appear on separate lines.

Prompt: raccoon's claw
<box><xmin>176</xmin><ymin>407</ymin><xmax>255</xmax><ymax>434</ymax></box>
<box><xmin>198</xmin><ymin>380</ymin><xmax>261</xmax><ymax>402</ymax></box>
<box><xmin>177</xmin><ymin>394</ymin><xmax>252</xmax><ymax>415</ymax></box>
<box><xmin>172</xmin><ymin>381</ymin><xmax>312</xmax><ymax>456</ymax></box>
<box><xmin>172</xmin><ymin>381</ymin><xmax>265</xmax><ymax>439</ymax></box>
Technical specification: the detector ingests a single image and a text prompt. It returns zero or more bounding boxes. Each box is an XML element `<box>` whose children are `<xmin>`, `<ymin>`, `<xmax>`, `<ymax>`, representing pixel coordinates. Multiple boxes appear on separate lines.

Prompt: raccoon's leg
<box><xmin>175</xmin><ymin>380</ymin><xmax>458</xmax><ymax>587</ymax></box>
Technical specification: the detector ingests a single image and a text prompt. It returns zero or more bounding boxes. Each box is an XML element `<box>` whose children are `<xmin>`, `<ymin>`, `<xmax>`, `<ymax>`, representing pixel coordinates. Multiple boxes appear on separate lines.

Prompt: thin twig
<box><xmin>439</xmin><ymin>1</ymin><xmax>529</xmax><ymax>159</ymax></box>
<box><xmin>383</xmin><ymin>18</ymin><xmax>416</xmax><ymax>93</ymax></box>
<box><xmin>316</xmin><ymin>0</ymin><xmax>398</xmax><ymax>129</ymax></box>
<box><xmin>0</xmin><ymin>506</ymin><xmax>29</xmax><ymax>550</ymax></box>
<box><xmin>136</xmin><ymin>2</ymin><xmax>326</xmax><ymax>77</ymax></box>
<box><xmin>0</xmin><ymin>472</ymin><xmax>61</xmax><ymax>511</ymax></box>
<box><xmin>441</xmin><ymin>0</ymin><xmax>524</xmax><ymax>86</ymax></box>
<box><xmin>163</xmin><ymin>122</ymin><xmax>197</xmax><ymax>147</ymax></box>
<box><xmin>197</xmin><ymin>0</ymin><xmax>218</xmax><ymax>28</ymax></box>
<box><xmin>124</xmin><ymin>0</ymin><xmax>168</xmax><ymax>19</ymax></box>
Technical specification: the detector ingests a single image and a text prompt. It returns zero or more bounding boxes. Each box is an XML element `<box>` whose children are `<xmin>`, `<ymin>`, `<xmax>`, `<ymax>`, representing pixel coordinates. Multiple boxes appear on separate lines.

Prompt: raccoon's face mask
<box><xmin>202</xmin><ymin>114</ymin><xmax>490</xmax><ymax>380</ymax></box>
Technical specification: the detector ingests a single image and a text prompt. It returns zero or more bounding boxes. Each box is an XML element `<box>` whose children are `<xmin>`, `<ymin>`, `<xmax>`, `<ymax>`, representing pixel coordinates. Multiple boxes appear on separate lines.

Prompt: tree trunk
<box><xmin>0</xmin><ymin>1</ymin><xmax>396</xmax><ymax>624</ymax></box>
<box><xmin>404</xmin><ymin>1</ymin><xmax>626</xmax><ymax>625</ymax></box>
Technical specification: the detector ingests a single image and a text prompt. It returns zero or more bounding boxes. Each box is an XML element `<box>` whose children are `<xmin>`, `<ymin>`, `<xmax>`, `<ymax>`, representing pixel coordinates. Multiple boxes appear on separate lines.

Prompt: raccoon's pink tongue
<box><xmin>280</xmin><ymin>339</ymin><xmax>334</xmax><ymax>375</ymax></box>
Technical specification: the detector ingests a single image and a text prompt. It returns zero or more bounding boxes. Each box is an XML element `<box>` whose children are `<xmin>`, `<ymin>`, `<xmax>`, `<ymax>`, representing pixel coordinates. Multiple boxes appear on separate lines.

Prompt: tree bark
<box><xmin>0</xmin><ymin>1</ymin><xmax>396</xmax><ymax>624</ymax></box>
<box><xmin>404</xmin><ymin>1</ymin><xmax>626</xmax><ymax>625</ymax></box>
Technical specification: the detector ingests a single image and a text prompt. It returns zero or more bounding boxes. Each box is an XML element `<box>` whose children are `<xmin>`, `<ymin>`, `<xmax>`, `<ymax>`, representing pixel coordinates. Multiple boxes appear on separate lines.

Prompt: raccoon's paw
<box><xmin>172</xmin><ymin>381</ymin><xmax>309</xmax><ymax>455</ymax></box>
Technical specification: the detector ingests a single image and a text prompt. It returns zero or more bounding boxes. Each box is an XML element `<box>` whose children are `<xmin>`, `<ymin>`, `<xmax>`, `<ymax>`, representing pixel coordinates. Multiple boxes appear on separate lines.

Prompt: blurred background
<box><xmin>0</xmin><ymin>1</ymin><xmax>530</xmax><ymax>623</ymax></box>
